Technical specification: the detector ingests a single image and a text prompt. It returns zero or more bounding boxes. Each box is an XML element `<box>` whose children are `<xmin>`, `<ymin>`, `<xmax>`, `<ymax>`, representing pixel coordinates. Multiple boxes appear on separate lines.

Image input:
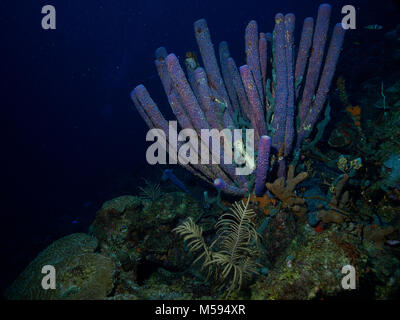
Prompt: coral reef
<box><xmin>90</xmin><ymin>192</ymin><xmax>203</xmax><ymax>276</ymax></box>
<box><xmin>6</xmin><ymin>181</ymin><xmax>400</xmax><ymax>300</ymax></box>
<box><xmin>251</xmin><ymin>226</ymin><xmax>369</xmax><ymax>299</ymax></box>
<box><xmin>174</xmin><ymin>197</ymin><xmax>260</xmax><ymax>297</ymax></box>
<box><xmin>5</xmin><ymin>234</ymin><xmax>115</xmax><ymax>300</ymax></box>
<box><xmin>6</xmin><ymin>2</ymin><xmax>400</xmax><ymax>301</ymax></box>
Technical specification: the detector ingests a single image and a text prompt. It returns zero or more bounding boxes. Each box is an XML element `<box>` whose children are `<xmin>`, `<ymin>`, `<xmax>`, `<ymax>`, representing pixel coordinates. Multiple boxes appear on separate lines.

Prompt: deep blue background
<box><xmin>1</xmin><ymin>0</ymin><xmax>399</xmax><ymax>294</ymax></box>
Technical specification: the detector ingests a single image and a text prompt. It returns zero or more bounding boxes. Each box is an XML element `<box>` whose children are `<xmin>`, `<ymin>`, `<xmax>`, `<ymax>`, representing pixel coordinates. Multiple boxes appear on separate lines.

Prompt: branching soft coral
<box><xmin>265</xmin><ymin>164</ymin><xmax>308</xmax><ymax>219</ymax></box>
<box><xmin>173</xmin><ymin>196</ymin><xmax>260</xmax><ymax>297</ymax></box>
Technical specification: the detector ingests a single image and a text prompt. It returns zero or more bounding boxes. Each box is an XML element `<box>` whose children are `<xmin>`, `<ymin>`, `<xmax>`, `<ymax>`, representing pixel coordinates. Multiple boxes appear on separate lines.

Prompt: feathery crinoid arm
<box><xmin>209</xmin><ymin>196</ymin><xmax>260</xmax><ymax>296</ymax></box>
<box><xmin>173</xmin><ymin>218</ymin><xmax>213</xmax><ymax>273</ymax></box>
<box><xmin>174</xmin><ymin>198</ymin><xmax>261</xmax><ymax>297</ymax></box>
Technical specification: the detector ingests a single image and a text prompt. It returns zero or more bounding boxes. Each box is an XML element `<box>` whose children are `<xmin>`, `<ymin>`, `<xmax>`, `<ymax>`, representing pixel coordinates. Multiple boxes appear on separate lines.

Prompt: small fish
<box><xmin>353</xmin><ymin>41</ymin><xmax>360</xmax><ymax>45</ymax></box>
<box><xmin>364</xmin><ymin>24</ymin><xmax>383</xmax><ymax>30</ymax></box>
<box><xmin>386</xmin><ymin>240</ymin><xmax>400</xmax><ymax>246</ymax></box>
<box><xmin>71</xmin><ymin>220</ymin><xmax>80</xmax><ymax>225</ymax></box>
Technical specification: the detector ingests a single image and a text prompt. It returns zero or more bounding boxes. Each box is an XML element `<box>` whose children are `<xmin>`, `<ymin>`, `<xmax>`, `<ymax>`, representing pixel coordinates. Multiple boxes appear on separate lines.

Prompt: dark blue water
<box><xmin>1</xmin><ymin>0</ymin><xmax>399</xmax><ymax>295</ymax></box>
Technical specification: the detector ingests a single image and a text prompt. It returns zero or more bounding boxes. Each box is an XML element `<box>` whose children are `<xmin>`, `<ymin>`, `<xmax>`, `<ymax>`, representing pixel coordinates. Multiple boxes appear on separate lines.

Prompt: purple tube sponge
<box><xmin>131</xmin><ymin>85</ymin><xmax>169</xmax><ymax>134</ymax></box>
<box><xmin>184</xmin><ymin>54</ymin><xmax>201</xmax><ymax>103</ymax></box>
<box><xmin>271</xmin><ymin>13</ymin><xmax>288</xmax><ymax>152</ymax></box>
<box><xmin>294</xmin><ymin>18</ymin><xmax>314</xmax><ymax>99</ymax></box>
<box><xmin>155</xmin><ymin>47</ymin><xmax>168</xmax><ymax>59</ymax></box>
<box><xmin>227</xmin><ymin>57</ymin><xmax>253</xmax><ymax>122</ymax></box>
<box><xmin>219</xmin><ymin>41</ymin><xmax>240</xmax><ymax>113</ymax></box>
<box><xmin>154</xmin><ymin>47</ymin><xmax>181</xmax><ymax>110</ymax></box>
<box><xmin>240</xmin><ymin>65</ymin><xmax>266</xmax><ymax>144</ymax></box>
<box><xmin>255</xmin><ymin>136</ymin><xmax>271</xmax><ymax>196</ymax></box>
<box><xmin>167</xmin><ymin>92</ymin><xmax>193</xmax><ymax>130</ymax></box>
<box><xmin>162</xmin><ymin>169</ymin><xmax>190</xmax><ymax>193</ymax></box>
<box><xmin>214</xmin><ymin>178</ymin><xmax>247</xmax><ymax>196</ymax></box>
<box><xmin>166</xmin><ymin>54</ymin><xmax>211</xmax><ymax>133</ymax></box>
<box><xmin>131</xmin><ymin>5</ymin><xmax>346</xmax><ymax>196</ymax></box>
<box><xmin>130</xmin><ymin>90</ymin><xmax>154</xmax><ymax>130</ymax></box>
<box><xmin>283</xmin><ymin>13</ymin><xmax>296</xmax><ymax>157</ymax></box>
<box><xmin>194</xmin><ymin>19</ymin><xmax>234</xmax><ymax>125</ymax></box>
<box><xmin>298</xmin><ymin>4</ymin><xmax>331</xmax><ymax>125</ymax></box>
<box><xmin>193</xmin><ymin>67</ymin><xmax>222</xmax><ymax>130</ymax></box>
<box><xmin>312</xmin><ymin>23</ymin><xmax>346</xmax><ymax>119</ymax></box>
<box><xmin>297</xmin><ymin>23</ymin><xmax>346</xmax><ymax>148</ymax></box>
<box><xmin>132</xmin><ymin>85</ymin><xmax>222</xmax><ymax>185</ymax></box>
<box><xmin>166</xmin><ymin>54</ymin><xmax>239</xmax><ymax>185</ymax></box>
<box><xmin>259</xmin><ymin>33</ymin><xmax>268</xmax><ymax>95</ymax></box>
<box><xmin>193</xmin><ymin>68</ymin><xmax>246</xmax><ymax>187</ymax></box>
<box><xmin>277</xmin><ymin>158</ymin><xmax>286</xmax><ymax>178</ymax></box>
<box><xmin>245</xmin><ymin>21</ymin><xmax>264</xmax><ymax>104</ymax></box>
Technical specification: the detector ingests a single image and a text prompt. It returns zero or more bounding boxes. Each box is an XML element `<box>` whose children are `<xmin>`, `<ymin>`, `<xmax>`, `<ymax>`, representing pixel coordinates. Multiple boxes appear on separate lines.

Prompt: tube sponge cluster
<box><xmin>131</xmin><ymin>3</ymin><xmax>345</xmax><ymax>197</ymax></box>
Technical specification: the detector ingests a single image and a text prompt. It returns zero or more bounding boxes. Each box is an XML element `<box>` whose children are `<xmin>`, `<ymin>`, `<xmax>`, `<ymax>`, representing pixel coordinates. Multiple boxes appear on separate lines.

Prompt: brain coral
<box><xmin>5</xmin><ymin>233</ymin><xmax>115</xmax><ymax>300</ymax></box>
